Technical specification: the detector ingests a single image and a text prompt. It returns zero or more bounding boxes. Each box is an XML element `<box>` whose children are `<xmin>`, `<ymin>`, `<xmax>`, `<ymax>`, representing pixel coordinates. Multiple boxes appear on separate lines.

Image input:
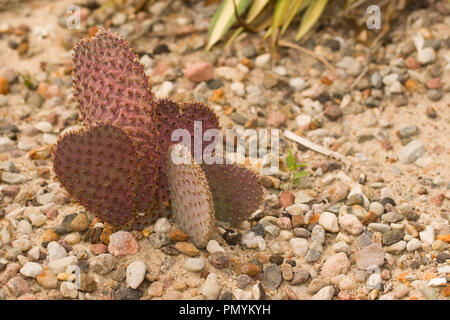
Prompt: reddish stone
<box><xmin>53</xmin><ymin>192</ymin><xmax>69</xmax><ymax>205</ymax></box>
<box><xmin>1</xmin><ymin>185</ymin><xmax>20</xmax><ymax>197</ymax></box>
<box><xmin>338</xmin><ymin>291</ymin><xmax>355</xmax><ymax>300</ymax></box>
<box><xmin>154</xmin><ymin>62</ymin><xmax>169</xmax><ymax>76</ymax></box>
<box><xmin>362</xmin><ymin>211</ymin><xmax>378</xmax><ymax>224</ymax></box>
<box><xmin>320</xmin><ymin>253</ymin><xmax>351</xmax><ymax>280</ymax></box>
<box><xmin>324</xmin><ymin>104</ymin><xmax>343</xmax><ymax>121</ymax></box>
<box><xmin>285</xmin><ymin>288</ymin><xmax>299</xmax><ymax>300</ymax></box>
<box><xmin>267</xmin><ymin>111</ymin><xmax>286</xmax><ymax>128</ymax></box>
<box><xmin>427</xmin><ymin>78</ymin><xmax>441</xmax><ymax>89</ymax></box>
<box><xmin>430</xmin><ymin>194</ymin><xmax>444</xmax><ymax>207</ymax></box>
<box><xmin>107</xmin><ymin>231</ymin><xmax>139</xmax><ymax>257</ymax></box>
<box><xmin>381</xmin><ymin>140</ymin><xmax>393</xmax><ymax>151</ymax></box>
<box><xmin>279</xmin><ymin>191</ymin><xmax>294</xmax><ymax>208</ymax></box>
<box><xmin>184</xmin><ymin>62</ymin><xmax>214</xmax><ymax>82</ymax></box>
<box><xmin>46</xmin><ymin>112</ymin><xmax>59</xmax><ymax>125</ymax></box>
<box><xmin>277</xmin><ymin>217</ymin><xmax>292</xmax><ymax>230</ymax></box>
<box><xmin>405</xmin><ymin>56</ymin><xmax>420</xmax><ymax>70</ymax></box>
<box><xmin>46</xmin><ymin>289</ymin><xmax>64</xmax><ymax>300</ymax></box>
<box><xmin>45</xmin><ymin>207</ymin><xmax>59</xmax><ymax>220</ymax></box>
<box><xmin>162</xmin><ymin>290</ymin><xmax>183</xmax><ymax>300</ymax></box>
<box><xmin>7</xmin><ymin>276</ymin><xmax>29</xmax><ymax>297</ymax></box>
<box><xmin>90</xmin><ymin>243</ymin><xmax>108</xmax><ymax>255</ymax></box>
<box><xmin>0</xmin><ymin>263</ymin><xmax>21</xmax><ymax>285</ymax></box>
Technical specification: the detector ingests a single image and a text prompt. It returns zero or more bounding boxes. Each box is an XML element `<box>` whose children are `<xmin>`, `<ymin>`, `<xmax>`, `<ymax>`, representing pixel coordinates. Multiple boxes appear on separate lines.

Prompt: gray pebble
<box><xmin>398</xmin><ymin>125</ymin><xmax>419</xmax><ymax>139</ymax></box>
<box><xmin>89</xmin><ymin>254</ymin><xmax>117</xmax><ymax>275</ymax></box>
<box><xmin>184</xmin><ymin>258</ymin><xmax>205</xmax><ymax>273</ymax></box>
<box><xmin>381</xmin><ymin>212</ymin><xmax>404</xmax><ymax>223</ymax></box>
<box><xmin>357</xmin><ymin>234</ymin><xmax>373</xmax><ymax>248</ymax></box>
<box><xmin>236</xmin><ymin>274</ymin><xmax>253</xmax><ymax>289</ymax></box>
<box><xmin>368</xmin><ymin>223</ymin><xmax>391</xmax><ymax>232</ymax></box>
<box><xmin>291</xmin><ymin>268</ymin><xmax>310</xmax><ymax>285</ymax></box>
<box><xmin>399</xmin><ymin>140</ymin><xmax>426</xmax><ymax>164</ymax></box>
<box><xmin>262</xmin><ymin>264</ymin><xmax>282</xmax><ymax>290</ymax></box>
<box><xmin>230</xmin><ymin>112</ymin><xmax>248</xmax><ymax>125</ymax></box>
<box><xmin>382</xmin><ymin>230</ymin><xmax>405</xmax><ymax>245</ymax></box>
<box><xmin>311</xmin><ymin>225</ymin><xmax>325</xmax><ymax>244</ymax></box>
<box><xmin>148</xmin><ymin>232</ymin><xmax>170</xmax><ymax>249</ymax></box>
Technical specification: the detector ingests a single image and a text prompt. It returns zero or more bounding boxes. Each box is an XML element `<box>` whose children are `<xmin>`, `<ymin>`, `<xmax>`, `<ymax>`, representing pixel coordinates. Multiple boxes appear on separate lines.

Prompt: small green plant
<box><xmin>18</xmin><ymin>72</ymin><xmax>34</xmax><ymax>90</ymax></box>
<box><xmin>285</xmin><ymin>149</ymin><xmax>309</xmax><ymax>190</ymax></box>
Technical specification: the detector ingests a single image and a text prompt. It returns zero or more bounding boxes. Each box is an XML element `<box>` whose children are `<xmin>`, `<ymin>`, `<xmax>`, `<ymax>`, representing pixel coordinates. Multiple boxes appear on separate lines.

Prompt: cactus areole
<box><xmin>52</xmin><ymin>29</ymin><xmax>264</xmax><ymax>246</ymax></box>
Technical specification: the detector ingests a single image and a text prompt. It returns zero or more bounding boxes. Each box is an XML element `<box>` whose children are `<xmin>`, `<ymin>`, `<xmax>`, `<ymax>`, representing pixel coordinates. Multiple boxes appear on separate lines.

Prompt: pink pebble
<box><xmin>108</xmin><ymin>231</ymin><xmax>138</xmax><ymax>257</ymax></box>
<box><xmin>90</xmin><ymin>243</ymin><xmax>108</xmax><ymax>255</ymax></box>
<box><xmin>427</xmin><ymin>77</ymin><xmax>441</xmax><ymax>89</ymax></box>
<box><xmin>184</xmin><ymin>62</ymin><xmax>214</xmax><ymax>82</ymax></box>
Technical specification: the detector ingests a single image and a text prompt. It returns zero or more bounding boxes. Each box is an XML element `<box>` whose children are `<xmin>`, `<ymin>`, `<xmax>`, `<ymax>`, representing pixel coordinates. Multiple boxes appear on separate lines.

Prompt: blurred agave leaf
<box><xmin>206</xmin><ymin>0</ymin><xmax>253</xmax><ymax>51</ymax></box>
<box><xmin>224</xmin><ymin>0</ymin><xmax>271</xmax><ymax>47</ymax></box>
<box><xmin>98</xmin><ymin>0</ymin><xmax>120</xmax><ymax>11</ymax></box>
<box><xmin>281</xmin><ymin>0</ymin><xmax>309</xmax><ymax>34</ymax></box>
<box><xmin>267</xmin><ymin>0</ymin><xmax>291</xmax><ymax>46</ymax></box>
<box><xmin>207</xmin><ymin>0</ymin><xmax>333</xmax><ymax>51</ymax></box>
<box><xmin>246</xmin><ymin>0</ymin><xmax>271</xmax><ymax>22</ymax></box>
<box><xmin>295</xmin><ymin>0</ymin><xmax>328</xmax><ymax>41</ymax></box>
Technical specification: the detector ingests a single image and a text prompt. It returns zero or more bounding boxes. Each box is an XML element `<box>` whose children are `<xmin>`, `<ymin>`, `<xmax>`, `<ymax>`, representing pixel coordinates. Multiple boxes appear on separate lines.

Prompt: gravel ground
<box><xmin>0</xmin><ymin>0</ymin><xmax>449</xmax><ymax>300</ymax></box>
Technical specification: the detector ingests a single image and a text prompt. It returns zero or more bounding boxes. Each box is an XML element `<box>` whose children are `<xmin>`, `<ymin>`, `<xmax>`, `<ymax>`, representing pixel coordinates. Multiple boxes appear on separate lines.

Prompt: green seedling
<box><xmin>286</xmin><ymin>149</ymin><xmax>309</xmax><ymax>190</ymax></box>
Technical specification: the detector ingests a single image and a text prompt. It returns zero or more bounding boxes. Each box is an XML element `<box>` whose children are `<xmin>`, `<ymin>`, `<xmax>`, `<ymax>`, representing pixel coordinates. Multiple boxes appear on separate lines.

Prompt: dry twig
<box><xmin>278</xmin><ymin>39</ymin><xmax>335</xmax><ymax>73</ymax></box>
<box><xmin>147</xmin><ymin>26</ymin><xmax>209</xmax><ymax>38</ymax></box>
<box><xmin>284</xmin><ymin>130</ymin><xmax>352</xmax><ymax>172</ymax></box>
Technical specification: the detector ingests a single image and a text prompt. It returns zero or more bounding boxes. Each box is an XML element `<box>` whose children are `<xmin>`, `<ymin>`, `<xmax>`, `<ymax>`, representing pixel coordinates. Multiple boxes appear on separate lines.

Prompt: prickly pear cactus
<box><xmin>201</xmin><ymin>161</ymin><xmax>264</xmax><ymax>226</ymax></box>
<box><xmin>52</xmin><ymin>124</ymin><xmax>138</xmax><ymax>227</ymax></box>
<box><xmin>73</xmin><ymin>29</ymin><xmax>160</xmax><ymax>222</ymax></box>
<box><xmin>155</xmin><ymin>98</ymin><xmax>220</xmax><ymax>213</ymax></box>
<box><xmin>166</xmin><ymin>143</ymin><xmax>215</xmax><ymax>248</ymax></box>
<box><xmin>53</xmin><ymin>28</ymin><xmax>264</xmax><ymax>235</ymax></box>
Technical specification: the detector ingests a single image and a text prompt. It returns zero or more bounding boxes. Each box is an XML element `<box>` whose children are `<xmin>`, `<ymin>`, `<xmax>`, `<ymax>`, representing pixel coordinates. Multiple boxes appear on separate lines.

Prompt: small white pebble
<box><xmin>184</xmin><ymin>258</ymin><xmax>205</xmax><ymax>273</ymax></box>
<box><xmin>428</xmin><ymin>277</ymin><xmax>446</xmax><ymax>287</ymax></box>
<box><xmin>206</xmin><ymin>240</ymin><xmax>225</xmax><ymax>254</ymax></box>
<box><xmin>154</xmin><ymin>218</ymin><xmax>171</xmax><ymax>233</ymax></box>
<box><xmin>47</xmin><ymin>241</ymin><xmax>67</xmax><ymax>262</ymax></box>
<box><xmin>31</xmin><ymin>214</ymin><xmax>47</xmax><ymax>227</ymax></box>
<box><xmin>289</xmin><ymin>77</ymin><xmax>307</xmax><ymax>91</ymax></box>
<box><xmin>201</xmin><ymin>273</ymin><xmax>220</xmax><ymax>300</ymax></box>
<box><xmin>255</xmin><ymin>53</ymin><xmax>271</xmax><ymax>67</ymax></box>
<box><xmin>35</xmin><ymin>121</ymin><xmax>53</xmax><ymax>133</ymax></box>
<box><xmin>126</xmin><ymin>260</ymin><xmax>147</xmax><ymax>289</ymax></box>
<box><xmin>20</xmin><ymin>262</ymin><xmax>43</xmax><ymax>278</ymax></box>
<box><xmin>230</xmin><ymin>82</ymin><xmax>245</xmax><ymax>97</ymax></box>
